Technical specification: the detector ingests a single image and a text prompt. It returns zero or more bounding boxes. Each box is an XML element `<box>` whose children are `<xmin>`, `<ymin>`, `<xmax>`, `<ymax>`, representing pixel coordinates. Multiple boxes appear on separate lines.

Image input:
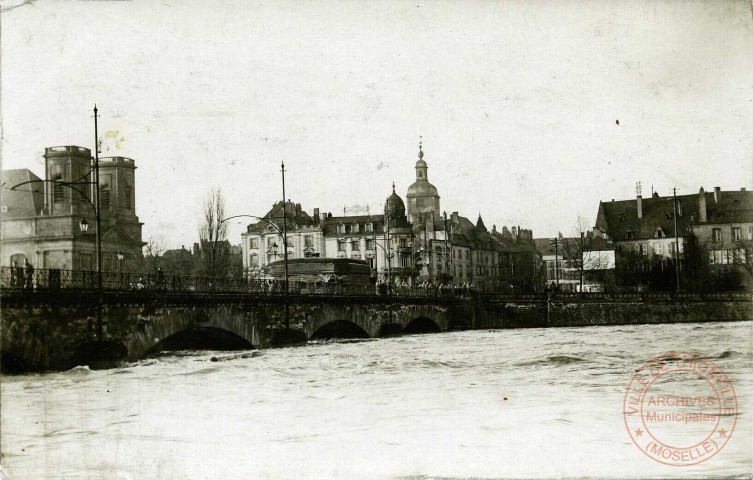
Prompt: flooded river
<box><xmin>2</xmin><ymin>321</ymin><xmax>751</xmax><ymax>479</ymax></box>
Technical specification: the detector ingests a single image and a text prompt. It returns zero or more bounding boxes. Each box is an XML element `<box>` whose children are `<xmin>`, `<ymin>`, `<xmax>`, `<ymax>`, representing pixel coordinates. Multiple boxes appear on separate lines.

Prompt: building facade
<box><xmin>593</xmin><ymin>186</ymin><xmax>752</xmax><ymax>291</ymax></box>
<box><xmin>1</xmin><ymin>146</ymin><xmax>144</xmax><ymax>272</ymax></box>
<box><xmin>240</xmin><ymin>143</ymin><xmax>538</xmax><ymax>290</ymax></box>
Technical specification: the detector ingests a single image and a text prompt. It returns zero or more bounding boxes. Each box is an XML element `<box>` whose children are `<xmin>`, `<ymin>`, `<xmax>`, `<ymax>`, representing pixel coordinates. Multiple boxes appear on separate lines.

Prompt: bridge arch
<box><xmin>309</xmin><ymin>320</ymin><xmax>370</xmax><ymax>340</ymax></box>
<box><xmin>144</xmin><ymin>327</ymin><xmax>253</xmax><ymax>356</ymax></box>
<box><xmin>123</xmin><ymin>305</ymin><xmax>259</xmax><ymax>360</ymax></box>
<box><xmin>377</xmin><ymin>322</ymin><xmax>403</xmax><ymax>337</ymax></box>
<box><xmin>404</xmin><ymin>316</ymin><xmax>441</xmax><ymax>334</ymax></box>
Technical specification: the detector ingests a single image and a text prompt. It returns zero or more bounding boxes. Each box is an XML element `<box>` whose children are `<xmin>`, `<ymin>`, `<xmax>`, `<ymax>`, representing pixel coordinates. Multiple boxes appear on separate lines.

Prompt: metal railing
<box><xmin>0</xmin><ymin>267</ymin><xmax>470</xmax><ymax>298</ymax></box>
<box><xmin>3</xmin><ymin>268</ymin><xmax>748</xmax><ymax>301</ymax></box>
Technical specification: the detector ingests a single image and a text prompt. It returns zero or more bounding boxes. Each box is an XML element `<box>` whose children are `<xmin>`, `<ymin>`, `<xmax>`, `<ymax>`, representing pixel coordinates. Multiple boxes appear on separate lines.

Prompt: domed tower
<box><xmin>384</xmin><ymin>182</ymin><xmax>408</xmax><ymax>227</ymax></box>
<box><xmin>406</xmin><ymin>140</ymin><xmax>440</xmax><ymax>224</ymax></box>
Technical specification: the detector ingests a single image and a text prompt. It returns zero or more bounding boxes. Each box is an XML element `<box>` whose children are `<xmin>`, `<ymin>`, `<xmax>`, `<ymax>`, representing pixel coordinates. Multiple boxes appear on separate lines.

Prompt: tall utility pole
<box><xmin>93</xmin><ymin>105</ymin><xmax>103</xmax><ymax>341</ymax></box>
<box><xmin>385</xmin><ymin>212</ymin><xmax>392</xmax><ymax>292</ymax></box>
<box><xmin>579</xmin><ymin>231</ymin><xmax>584</xmax><ymax>293</ymax></box>
<box><xmin>281</xmin><ymin>162</ymin><xmax>289</xmax><ymax>328</ymax></box>
<box><xmin>552</xmin><ymin>237</ymin><xmax>560</xmax><ymax>290</ymax></box>
<box><xmin>673</xmin><ymin>187</ymin><xmax>681</xmax><ymax>293</ymax></box>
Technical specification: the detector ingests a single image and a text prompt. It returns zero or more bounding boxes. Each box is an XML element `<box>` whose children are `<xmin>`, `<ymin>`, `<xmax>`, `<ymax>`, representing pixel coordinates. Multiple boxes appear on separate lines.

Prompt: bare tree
<box><xmin>142</xmin><ymin>235</ymin><xmax>166</xmax><ymax>273</ymax></box>
<box><xmin>199</xmin><ymin>188</ymin><xmax>229</xmax><ymax>277</ymax></box>
<box><xmin>561</xmin><ymin>216</ymin><xmax>612</xmax><ymax>291</ymax></box>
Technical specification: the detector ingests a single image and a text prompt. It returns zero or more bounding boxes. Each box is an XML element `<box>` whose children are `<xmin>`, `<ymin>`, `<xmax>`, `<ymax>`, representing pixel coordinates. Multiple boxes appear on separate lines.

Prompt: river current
<box><xmin>2</xmin><ymin>321</ymin><xmax>752</xmax><ymax>479</ymax></box>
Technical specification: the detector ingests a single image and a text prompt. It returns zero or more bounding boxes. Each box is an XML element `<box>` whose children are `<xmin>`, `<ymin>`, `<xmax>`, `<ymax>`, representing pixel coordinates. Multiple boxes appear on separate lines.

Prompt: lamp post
<box><xmin>12</xmin><ymin>106</ymin><xmax>104</xmax><ymax>339</ymax></box>
<box><xmin>220</xmin><ymin>212</ymin><xmax>290</xmax><ymax>328</ymax></box>
<box><xmin>117</xmin><ymin>251</ymin><xmax>124</xmax><ymax>287</ymax></box>
<box><xmin>673</xmin><ymin>187</ymin><xmax>681</xmax><ymax>293</ymax></box>
<box><xmin>551</xmin><ymin>237</ymin><xmax>561</xmax><ymax>290</ymax></box>
<box><xmin>280</xmin><ymin>162</ymin><xmax>290</xmax><ymax>329</ymax></box>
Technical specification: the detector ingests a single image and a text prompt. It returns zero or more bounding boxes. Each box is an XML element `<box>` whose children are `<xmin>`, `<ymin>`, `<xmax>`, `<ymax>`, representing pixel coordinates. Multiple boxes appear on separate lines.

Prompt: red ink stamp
<box><xmin>623</xmin><ymin>352</ymin><xmax>737</xmax><ymax>466</ymax></box>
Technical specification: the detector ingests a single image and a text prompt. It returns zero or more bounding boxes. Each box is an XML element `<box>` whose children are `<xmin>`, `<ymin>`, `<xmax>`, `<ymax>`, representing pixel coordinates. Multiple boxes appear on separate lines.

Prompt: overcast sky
<box><xmin>2</xmin><ymin>0</ymin><xmax>752</xmax><ymax>248</ymax></box>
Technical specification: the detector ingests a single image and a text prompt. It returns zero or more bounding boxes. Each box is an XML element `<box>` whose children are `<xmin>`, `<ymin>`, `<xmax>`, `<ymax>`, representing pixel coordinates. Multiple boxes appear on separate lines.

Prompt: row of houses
<box><xmin>241</xmin><ymin>145</ymin><xmax>539</xmax><ymax>291</ymax></box>
<box><xmin>535</xmin><ymin>186</ymin><xmax>752</xmax><ymax>292</ymax></box>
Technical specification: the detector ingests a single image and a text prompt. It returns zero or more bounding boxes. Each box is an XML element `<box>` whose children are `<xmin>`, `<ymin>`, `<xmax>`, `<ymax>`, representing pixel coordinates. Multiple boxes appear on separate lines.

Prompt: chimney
<box><xmin>698</xmin><ymin>187</ymin><xmax>707</xmax><ymax>223</ymax></box>
<box><xmin>714</xmin><ymin>186</ymin><xmax>721</xmax><ymax>203</ymax></box>
<box><xmin>742</xmin><ymin>187</ymin><xmax>747</xmax><ymax>192</ymax></box>
<box><xmin>295</xmin><ymin>203</ymin><xmax>301</xmax><ymax>217</ymax></box>
<box><xmin>636</xmin><ymin>195</ymin><xmax>643</xmax><ymax>219</ymax></box>
<box><xmin>193</xmin><ymin>242</ymin><xmax>200</xmax><ymax>256</ymax></box>
<box><xmin>451</xmin><ymin>211</ymin><xmax>459</xmax><ymax>223</ymax></box>
<box><xmin>313</xmin><ymin>208</ymin><xmax>320</xmax><ymax>223</ymax></box>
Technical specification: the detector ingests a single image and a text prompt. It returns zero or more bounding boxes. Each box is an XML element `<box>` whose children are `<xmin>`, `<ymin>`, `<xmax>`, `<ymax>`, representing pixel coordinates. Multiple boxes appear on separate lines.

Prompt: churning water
<box><xmin>2</xmin><ymin>321</ymin><xmax>752</xmax><ymax>479</ymax></box>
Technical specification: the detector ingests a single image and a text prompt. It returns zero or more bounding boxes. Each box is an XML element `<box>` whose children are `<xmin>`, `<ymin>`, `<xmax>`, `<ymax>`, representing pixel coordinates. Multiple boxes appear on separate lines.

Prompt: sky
<box><xmin>2</xmin><ymin>0</ymin><xmax>752</xmax><ymax>248</ymax></box>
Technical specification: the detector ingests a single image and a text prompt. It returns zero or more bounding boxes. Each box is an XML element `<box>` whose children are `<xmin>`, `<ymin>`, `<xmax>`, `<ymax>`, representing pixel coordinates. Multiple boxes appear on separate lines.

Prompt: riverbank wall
<box><xmin>480</xmin><ymin>293</ymin><xmax>752</xmax><ymax>329</ymax></box>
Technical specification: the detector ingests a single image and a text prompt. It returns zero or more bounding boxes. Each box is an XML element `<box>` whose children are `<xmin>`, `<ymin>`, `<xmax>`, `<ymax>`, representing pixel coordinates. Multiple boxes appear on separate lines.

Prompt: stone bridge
<box><xmin>0</xmin><ymin>290</ymin><xmax>472</xmax><ymax>371</ymax></box>
<box><xmin>2</xmin><ymin>288</ymin><xmax>750</xmax><ymax>372</ymax></box>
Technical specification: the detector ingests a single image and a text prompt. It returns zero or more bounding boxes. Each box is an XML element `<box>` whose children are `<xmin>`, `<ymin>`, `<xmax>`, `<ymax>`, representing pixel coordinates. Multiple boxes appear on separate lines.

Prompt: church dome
<box><xmin>406</xmin><ymin>180</ymin><xmax>438</xmax><ymax>197</ymax></box>
<box><xmin>385</xmin><ymin>184</ymin><xmax>406</xmax><ymax>216</ymax></box>
<box><xmin>415</xmin><ymin>159</ymin><xmax>427</xmax><ymax>169</ymax></box>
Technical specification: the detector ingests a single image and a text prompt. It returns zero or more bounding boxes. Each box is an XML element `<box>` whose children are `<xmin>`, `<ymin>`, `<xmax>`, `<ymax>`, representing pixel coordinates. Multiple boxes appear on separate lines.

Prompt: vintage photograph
<box><xmin>1</xmin><ymin>1</ymin><xmax>752</xmax><ymax>479</ymax></box>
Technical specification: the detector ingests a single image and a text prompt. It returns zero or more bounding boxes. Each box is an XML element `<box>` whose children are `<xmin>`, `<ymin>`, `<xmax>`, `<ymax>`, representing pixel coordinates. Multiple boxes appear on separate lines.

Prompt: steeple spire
<box><xmin>418</xmin><ymin>136</ymin><xmax>424</xmax><ymax>160</ymax></box>
<box><xmin>392</xmin><ymin>181</ymin><xmax>395</xmax><ymax>193</ymax></box>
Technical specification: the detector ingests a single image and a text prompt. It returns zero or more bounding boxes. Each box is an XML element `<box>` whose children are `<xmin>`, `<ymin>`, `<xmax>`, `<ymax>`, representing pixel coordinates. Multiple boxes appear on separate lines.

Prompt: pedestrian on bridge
<box><xmin>23</xmin><ymin>260</ymin><xmax>34</xmax><ymax>290</ymax></box>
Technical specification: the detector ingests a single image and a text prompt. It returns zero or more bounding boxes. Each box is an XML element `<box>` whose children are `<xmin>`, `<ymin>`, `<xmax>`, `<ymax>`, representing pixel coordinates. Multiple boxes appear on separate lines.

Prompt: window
<box><xmin>709</xmin><ymin>251</ymin><xmax>715</xmax><ymax>264</ymax></box>
<box><xmin>712</xmin><ymin>228</ymin><xmax>722</xmax><ymax>243</ymax></box>
<box><xmin>452</xmin><ymin>249</ymin><xmax>456</xmax><ymax>259</ymax></box>
<box><xmin>352</xmin><ymin>223</ymin><xmax>360</xmax><ymax>233</ymax></box>
<box><xmin>401</xmin><ymin>256</ymin><xmax>409</xmax><ymax>268</ymax></box>
<box><xmin>124</xmin><ymin>182</ymin><xmax>133</xmax><ymax>209</ymax></box>
<box><xmin>249</xmin><ymin>254</ymin><xmax>259</xmax><ymax>266</ymax></box>
<box><xmin>365</xmin><ymin>223</ymin><xmax>373</xmax><ymax>233</ymax></box>
<box><xmin>734</xmin><ymin>248</ymin><xmax>747</xmax><ymax>264</ymax></box>
<box><xmin>626</xmin><ymin>231</ymin><xmax>634</xmax><ymax>240</ymax></box>
<box><xmin>749</xmin><ymin>227</ymin><xmax>753</xmax><ymax>241</ymax></box>
<box><xmin>351</xmin><ymin>240</ymin><xmax>359</xmax><ymax>251</ymax></box>
<box><xmin>366</xmin><ymin>239</ymin><xmax>374</xmax><ymax>250</ymax></box>
<box><xmin>465</xmin><ymin>250</ymin><xmax>469</xmax><ymax>260</ymax></box>
<box><xmin>656</xmin><ymin>229</ymin><xmax>664</xmax><ymax>238</ymax></box>
<box><xmin>732</xmin><ymin>227</ymin><xmax>741</xmax><ymax>242</ymax></box>
<box><xmin>400</xmin><ymin>238</ymin><xmax>407</xmax><ymax>247</ymax></box>
<box><xmin>634</xmin><ymin>244</ymin><xmax>640</xmax><ymax>253</ymax></box>
<box><xmin>618</xmin><ymin>245</ymin><xmax>623</xmax><ymax>252</ymax></box>
<box><xmin>249</xmin><ymin>238</ymin><xmax>259</xmax><ymax>249</ymax></box>
<box><xmin>338</xmin><ymin>224</ymin><xmax>346</xmax><ymax>234</ymax></box>
<box><xmin>304</xmin><ymin>235</ymin><xmax>313</xmax><ymax>247</ymax></box>
<box><xmin>53</xmin><ymin>177</ymin><xmax>64</xmax><ymax>202</ymax></box>
<box><xmin>641</xmin><ymin>244</ymin><xmax>648</xmax><ymax>256</ymax></box>
<box><xmin>338</xmin><ymin>241</ymin><xmax>346</xmax><ymax>252</ymax></box>
<box><xmin>100</xmin><ymin>185</ymin><xmax>111</xmax><ymax>208</ymax></box>
<box><xmin>655</xmin><ymin>243</ymin><xmax>663</xmax><ymax>255</ymax></box>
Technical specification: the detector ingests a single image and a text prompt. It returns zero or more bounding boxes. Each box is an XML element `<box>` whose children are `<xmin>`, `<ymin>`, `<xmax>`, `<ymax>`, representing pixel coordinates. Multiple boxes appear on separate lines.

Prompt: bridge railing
<box><xmin>483</xmin><ymin>291</ymin><xmax>752</xmax><ymax>303</ymax></box>
<box><xmin>0</xmin><ymin>267</ymin><xmax>472</xmax><ymax>298</ymax></box>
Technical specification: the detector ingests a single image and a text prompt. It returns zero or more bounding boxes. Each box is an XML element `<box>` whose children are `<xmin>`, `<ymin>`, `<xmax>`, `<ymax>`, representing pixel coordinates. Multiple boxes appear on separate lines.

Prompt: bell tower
<box><xmin>406</xmin><ymin>139</ymin><xmax>441</xmax><ymax>223</ymax></box>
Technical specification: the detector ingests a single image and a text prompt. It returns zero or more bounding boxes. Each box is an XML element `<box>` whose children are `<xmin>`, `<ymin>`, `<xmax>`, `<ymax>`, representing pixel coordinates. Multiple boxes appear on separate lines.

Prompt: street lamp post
<box><xmin>280</xmin><ymin>162</ymin><xmax>290</xmax><ymax>329</ymax></box>
<box><xmin>220</xmin><ymin>212</ymin><xmax>290</xmax><ymax>328</ymax></box>
<box><xmin>551</xmin><ymin>237</ymin><xmax>561</xmax><ymax>290</ymax></box>
<box><xmin>673</xmin><ymin>187</ymin><xmax>681</xmax><ymax>293</ymax></box>
<box><xmin>11</xmin><ymin>106</ymin><xmax>104</xmax><ymax>339</ymax></box>
<box><xmin>117</xmin><ymin>251</ymin><xmax>124</xmax><ymax>287</ymax></box>
<box><xmin>579</xmin><ymin>232</ymin><xmax>584</xmax><ymax>293</ymax></box>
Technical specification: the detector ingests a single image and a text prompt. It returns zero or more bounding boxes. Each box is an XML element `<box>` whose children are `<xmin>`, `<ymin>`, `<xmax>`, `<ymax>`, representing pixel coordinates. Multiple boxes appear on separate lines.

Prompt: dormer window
<box><xmin>352</xmin><ymin>223</ymin><xmax>360</xmax><ymax>233</ymax></box>
<box><xmin>337</xmin><ymin>224</ymin><xmax>346</xmax><ymax>234</ymax></box>
<box><xmin>626</xmin><ymin>230</ymin><xmax>634</xmax><ymax>240</ymax></box>
<box><xmin>656</xmin><ymin>228</ymin><xmax>665</xmax><ymax>238</ymax></box>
